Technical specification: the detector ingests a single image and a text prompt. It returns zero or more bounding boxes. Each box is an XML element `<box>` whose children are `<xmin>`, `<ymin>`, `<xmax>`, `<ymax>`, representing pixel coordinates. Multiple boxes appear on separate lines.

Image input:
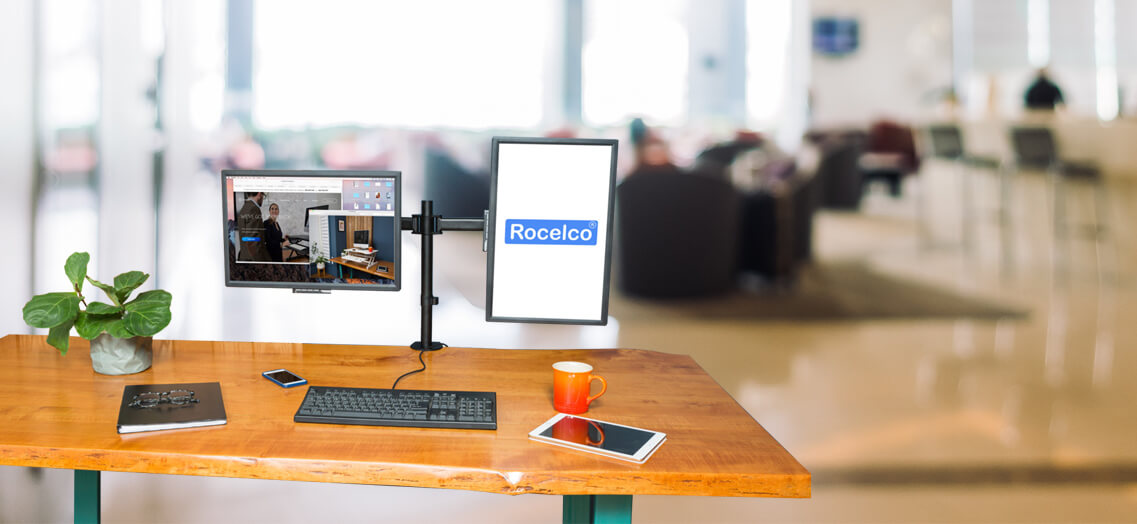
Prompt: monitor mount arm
<box><xmin>400</xmin><ymin>200</ymin><xmax>488</xmax><ymax>351</ymax></box>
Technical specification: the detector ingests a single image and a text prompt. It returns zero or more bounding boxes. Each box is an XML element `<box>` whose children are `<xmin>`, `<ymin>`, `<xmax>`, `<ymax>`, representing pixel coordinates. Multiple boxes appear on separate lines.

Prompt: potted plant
<box><xmin>311</xmin><ymin>245</ymin><xmax>329</xmax><ymax>272</ymax></box>
<box><xmin>22</xmin><ymin>252</ymin><xmax>172</xmax><ymax>375</ymax></box>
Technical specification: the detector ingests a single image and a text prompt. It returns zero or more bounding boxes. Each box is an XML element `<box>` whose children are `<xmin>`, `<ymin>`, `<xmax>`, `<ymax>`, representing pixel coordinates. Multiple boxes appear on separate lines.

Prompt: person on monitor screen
<box><xmin>264</xmin><ymin>202</ymin><xmax>292</xmax><ymax>262</ymax></box>
<box><xmin>1024</xmin><ymin>68</ymin><xmax>1065</xmax><ymax>111</ymax></box>
<box><xmin>237</xmin><ymin>191</ymin><xmax>271</xmax><ymax>262</ymax></box>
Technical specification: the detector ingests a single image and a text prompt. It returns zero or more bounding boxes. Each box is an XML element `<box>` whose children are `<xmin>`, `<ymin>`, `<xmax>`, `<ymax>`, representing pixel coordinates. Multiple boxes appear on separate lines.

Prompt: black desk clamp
<box><xmin>400</xmin><ymin>200</ymin><xmax>488</xmax><ymax>351</ymax></box>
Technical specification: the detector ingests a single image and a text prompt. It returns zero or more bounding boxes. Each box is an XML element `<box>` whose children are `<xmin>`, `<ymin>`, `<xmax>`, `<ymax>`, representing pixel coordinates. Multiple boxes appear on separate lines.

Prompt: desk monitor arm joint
<box><xmin>401</xmin><ymin>200</ymin><xmax>487</xmax><ymax>351</ymax></box>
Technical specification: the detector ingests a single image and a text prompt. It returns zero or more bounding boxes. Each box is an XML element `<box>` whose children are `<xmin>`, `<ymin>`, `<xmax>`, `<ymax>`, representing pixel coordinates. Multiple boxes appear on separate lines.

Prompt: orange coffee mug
<box><xmin>553</xmin><ymin>361</ymin><xmax>607</xmax><ymax>414</ymax></box>
<box><xmin>552</xmin><ymin>416</ymin><xmax>605</xmax><ymax>446</ymax></box>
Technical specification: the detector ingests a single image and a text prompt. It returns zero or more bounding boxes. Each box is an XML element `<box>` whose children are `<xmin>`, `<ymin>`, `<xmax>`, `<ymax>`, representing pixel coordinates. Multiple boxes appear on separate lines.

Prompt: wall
<box><xmin>329</xmin><ymin>216</ymin><xmax>345</xmax><ymax>259</ymax></box>
<box><xmin>372</xmin><ymin>216</ymin><xmax>396</xmax><ymax>262</ymax></box>
<box><xmin>809</xmin><ymin>0</ymin><xmax>954</xmax><ymax>127</ymax></box>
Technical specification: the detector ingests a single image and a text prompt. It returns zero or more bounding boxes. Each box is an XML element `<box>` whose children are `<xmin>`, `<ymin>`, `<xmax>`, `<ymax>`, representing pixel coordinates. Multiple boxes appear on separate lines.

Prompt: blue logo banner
<box><xmin>504</xmin><ymin>219</ymin><xmax>598</xmax><ymax>245</ymax></box>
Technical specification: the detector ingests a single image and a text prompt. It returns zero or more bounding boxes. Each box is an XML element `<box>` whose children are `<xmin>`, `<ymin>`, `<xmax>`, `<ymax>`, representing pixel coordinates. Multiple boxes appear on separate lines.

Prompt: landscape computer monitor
<box><xmin>222</xmin><ymin>170</ymin><xmax>401</xmax><ymax>291</ymax></box>
<box><xmin>485</xmin><ymin>137</ymin><xmax>617</xmax><ymax>325</ymax></box>
<box><xmin>304</xmin><ymin>204</ymin><xmax>329</xmax><ymax>229</ymax></box>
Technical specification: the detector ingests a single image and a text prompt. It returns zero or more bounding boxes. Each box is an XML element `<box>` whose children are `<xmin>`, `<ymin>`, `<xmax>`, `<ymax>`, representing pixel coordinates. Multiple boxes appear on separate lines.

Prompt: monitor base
<box><xmin>411</xmin><ymin>341</ymin><xmax>445</xmax><ymax>352</ymax></box>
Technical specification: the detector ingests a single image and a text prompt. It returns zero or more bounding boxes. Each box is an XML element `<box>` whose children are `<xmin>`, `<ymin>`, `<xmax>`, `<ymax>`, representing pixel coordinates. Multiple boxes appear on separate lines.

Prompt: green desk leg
<box><xmin>74</xmin><ymin>470</ymin><xmax>100</xmax><ymax>524</ymax></box>
<box><xmin>563</xmin><ymin>495</ymin><xmax>632</xmax><ymax>524</ymax></box>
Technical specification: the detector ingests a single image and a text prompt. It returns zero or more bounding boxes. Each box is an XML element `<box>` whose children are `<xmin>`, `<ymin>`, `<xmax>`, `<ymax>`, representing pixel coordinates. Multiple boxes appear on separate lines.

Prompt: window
<box><xmin>582</xmin><ymin>0</ymin><xmax>689</xmax><ymax>126</ymax></box>
<box><xmin>1027</xmin><ymin>0</ymin><xmax>1050</xmax><ymax>68</ymax></box>
<box><xmin>745</xmin><ymin>0</ymin><xmax>793</xmax><ymax>126</ymax></box>
<box><xmin>253</xmin><ymin>0</ymin><xmax>556</xmax><ymax>130</ymax></box>
<box><xmin>1094</xmin><ymin>0</ymin><xmax>1118</xmax><ymax>120</ymax></box>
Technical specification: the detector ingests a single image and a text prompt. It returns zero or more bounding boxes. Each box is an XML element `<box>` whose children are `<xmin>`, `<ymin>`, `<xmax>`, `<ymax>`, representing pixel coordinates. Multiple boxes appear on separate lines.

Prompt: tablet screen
<box><xmin>536</xmin><ymin>416</ymin><xmax>657</xmax><ymax>456</ymax></box>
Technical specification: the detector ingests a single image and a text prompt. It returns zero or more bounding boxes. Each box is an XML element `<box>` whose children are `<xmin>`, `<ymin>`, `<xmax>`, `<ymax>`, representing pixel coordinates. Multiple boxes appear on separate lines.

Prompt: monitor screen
<box><xmin>222</xmin><ymin>170</ymin><xmax>400</xmax><ymax>291</ymax></box>
<box><xmin>304</xmin><ymin>204</ymin><xmax>329</xmax><ymax>229</ymax></box>
<box><xmin>485</xmin><ymin>137</ymin><xmax>617</xmax><ymax>325</ymax></box>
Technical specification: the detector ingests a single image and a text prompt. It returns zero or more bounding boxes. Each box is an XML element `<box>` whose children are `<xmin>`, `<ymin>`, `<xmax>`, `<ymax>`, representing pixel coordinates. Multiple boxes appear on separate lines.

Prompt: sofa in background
<box><xmin>615</xmin><ymin>142</ymin><xmax>820</xmax><ymax>298</ymax></box>
<box><xmin>616</xmin><ymin>169</ymin><xmax>742</xmax><ymax>298</ymax></box>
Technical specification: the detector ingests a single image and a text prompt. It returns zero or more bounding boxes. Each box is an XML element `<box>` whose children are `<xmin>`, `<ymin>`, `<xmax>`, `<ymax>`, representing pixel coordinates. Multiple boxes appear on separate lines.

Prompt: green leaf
<box><xmin>122</xmin><ymin>290</ymin><xmax>172</xmax><ymax>337</ymax></box>
<box><xmin>85</xmin><ymin>301</ymin><xmax>123</xmax><ymax>315</ymax></box>
<box><xmin>112</xmin><ymin>271</ymin><xmax>149</xmax><ymax>303</ymax></box>
<box><xmin>46</xmin><ymin>318</ymin><xmax>75</xmax><ymax>354</ymax></box>
<box><xmin>86</xmin><ymin>277</ymin><xmax>121</xmax><ymax>307</ymax></box>
<box><xmin>104</xmin><ymin>318</ymin><xmax>134</xmax><ymax>339</ymax></box>
<box><xmin>75</xmin><ymin>311</ymin><xmax>121</xmax><ymax>340</ymax></box>
<box><xmin>22</xmin><ymin>292</ymin><xmax>80</xmax><ymax>329</ymax></box>
<box><xmin>64</xmin><ymin>252</ymin><xmax>90</xmax><ymax>293</ymax></box>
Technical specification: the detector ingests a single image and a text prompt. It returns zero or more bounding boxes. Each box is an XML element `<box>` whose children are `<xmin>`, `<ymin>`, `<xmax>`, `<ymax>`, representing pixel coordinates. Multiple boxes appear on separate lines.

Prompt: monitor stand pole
<box><xmin>401</xmin><ymin>200</ymin><xmax>486</xmax><ymax>352</ymax></box>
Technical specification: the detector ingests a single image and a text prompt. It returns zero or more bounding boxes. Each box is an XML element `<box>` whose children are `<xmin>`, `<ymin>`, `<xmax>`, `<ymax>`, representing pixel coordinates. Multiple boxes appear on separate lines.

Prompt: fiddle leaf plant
<box><xmin>22</xmin><ymin>252</ymin><xmax>172</xmax><ymax>354</ymax></box>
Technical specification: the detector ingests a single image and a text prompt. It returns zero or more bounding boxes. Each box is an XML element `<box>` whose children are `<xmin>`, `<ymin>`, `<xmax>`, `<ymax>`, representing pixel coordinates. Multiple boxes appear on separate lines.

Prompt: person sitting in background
<box><xmin>626</xmin><ymin>134</ymin><xmax>683</xmax><ymax>177</ymax></box>
<box><xmin>1024</xmin><ymin>68</ymin><xmax>1065</xmax><ymax>111</ymax></box>
<box><xmin>263</xmin><ymin>202</ymin><xmax>291</xmax><ymax>263</ymax></box>
<box><xmin>729</xmin><ymin>135</ymin><xmax>794</xmax><ymax>193</ymax></box>
<box><xmin>625</xmin><ymin>118</ymin><xmax>684</xmax><ymax>177</ymax></box>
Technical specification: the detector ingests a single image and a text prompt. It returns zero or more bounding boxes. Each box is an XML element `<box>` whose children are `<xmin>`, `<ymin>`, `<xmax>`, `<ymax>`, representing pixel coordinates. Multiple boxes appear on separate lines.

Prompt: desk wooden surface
<box><xmin>0</xmin><ymin>335</ymin><xmax>809</xmax><ymax>498</ymax></box>
<box><xmin>329</xmin><ymin>257</ymin><xmax>395</xmax><ymax>280</ymax></box>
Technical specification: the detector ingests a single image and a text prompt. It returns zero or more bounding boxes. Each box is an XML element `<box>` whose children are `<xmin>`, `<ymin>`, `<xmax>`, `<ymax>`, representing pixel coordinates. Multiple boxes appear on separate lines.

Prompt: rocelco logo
<box><xmin>504</xmin><ymin>219</ymin><xmax>598</xmax><ymax>245</ymax></box>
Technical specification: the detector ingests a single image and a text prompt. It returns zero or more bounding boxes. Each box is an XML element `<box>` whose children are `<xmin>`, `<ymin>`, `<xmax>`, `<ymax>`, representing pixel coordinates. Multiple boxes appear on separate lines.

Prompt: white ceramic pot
<box><xmin>89</xmin><ymin>333</ymin><xmax>153</xmax><ymax>375</ymax></box>
<box><xmin>317</xmin><ymin>262</ymin><xmax>325</xmax><ymax>271</ymax></box>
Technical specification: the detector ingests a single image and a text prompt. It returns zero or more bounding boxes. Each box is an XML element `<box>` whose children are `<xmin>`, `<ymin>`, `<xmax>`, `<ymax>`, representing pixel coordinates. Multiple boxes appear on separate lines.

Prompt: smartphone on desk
<box><xmin>262</xmin><ymin>369</ymin><xmax>307</xmax><ymax>388</ymax></box>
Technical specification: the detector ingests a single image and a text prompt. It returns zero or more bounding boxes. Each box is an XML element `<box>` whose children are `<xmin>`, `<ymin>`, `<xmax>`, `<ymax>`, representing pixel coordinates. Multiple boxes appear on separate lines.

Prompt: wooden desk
<box><xmin>329</xmin><ymin>257</ymin><xmax>395</xmax><ymax>280</ymax></box>
<box><xmin>0</xmin><ymin>335</ymin><xmax>809</xmax><ymax>523</ymax></box>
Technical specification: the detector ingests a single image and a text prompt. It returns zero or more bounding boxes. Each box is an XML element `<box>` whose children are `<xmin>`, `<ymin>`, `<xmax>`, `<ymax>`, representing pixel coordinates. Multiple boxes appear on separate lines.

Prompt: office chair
<box><xmin>1008</xmin><ymin>126</ymin><xmax>1108</xmax><ymax>233</ymax></box>
<box><xmin>1008</xmin><ymin>126</ymin><xmax>1110</xmax><ymax>278</ymax></box>
<box><xmin>923</xmin><ymin>125</ymin><xmax>1009</xmax><ymax>268</ymax></box>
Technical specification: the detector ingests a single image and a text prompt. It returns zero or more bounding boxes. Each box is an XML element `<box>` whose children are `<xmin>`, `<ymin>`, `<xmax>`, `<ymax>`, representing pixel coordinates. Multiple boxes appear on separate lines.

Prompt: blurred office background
<box><xmin>2</xmin><ymin>0</ymin><xmax>1137</xmax><ymax>522</ymax></box>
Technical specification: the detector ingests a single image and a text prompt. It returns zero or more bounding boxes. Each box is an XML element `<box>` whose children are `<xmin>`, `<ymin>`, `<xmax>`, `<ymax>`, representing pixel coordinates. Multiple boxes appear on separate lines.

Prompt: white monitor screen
<box><xmin>486</xmin><ymin>138</ymin><xmax>617</xmax><ymax>324</ymax></box>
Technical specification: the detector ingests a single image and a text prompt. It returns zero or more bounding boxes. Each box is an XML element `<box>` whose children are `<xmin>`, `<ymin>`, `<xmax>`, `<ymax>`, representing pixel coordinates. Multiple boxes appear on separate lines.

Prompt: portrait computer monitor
<box><xmin>353</xmin><ymin>230</ymin><xmax>370</xmax><ymax>248</ymax></box>
<box><xmin>484</xmin><ymin>137</ymin><xmax>618</xmax><ymax>325</ymax></box>
<box><xmin>222</xmin><ymin>170</ymin><xmax>401</xmax><ymax>291</ymax></box>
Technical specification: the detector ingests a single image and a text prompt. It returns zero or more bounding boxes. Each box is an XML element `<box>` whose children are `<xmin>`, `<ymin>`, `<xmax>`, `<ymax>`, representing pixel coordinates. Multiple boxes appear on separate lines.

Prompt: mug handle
<box><xmin>587</xmin><ymin>421</ymin><xmax>606</xmax><ymax>446</ymax></box>
<box><xmin>586</xmin><ymin>375</ymin><xmax>607</xmax><ymax>405</ymax></box>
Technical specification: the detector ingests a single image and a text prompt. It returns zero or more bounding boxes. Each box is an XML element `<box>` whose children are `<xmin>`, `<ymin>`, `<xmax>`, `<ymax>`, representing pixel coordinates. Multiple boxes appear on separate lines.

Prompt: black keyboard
<box><xmin>294</xmin><ymin>386</ymin><xmax>497</xmax><ymax>430</ymax></box>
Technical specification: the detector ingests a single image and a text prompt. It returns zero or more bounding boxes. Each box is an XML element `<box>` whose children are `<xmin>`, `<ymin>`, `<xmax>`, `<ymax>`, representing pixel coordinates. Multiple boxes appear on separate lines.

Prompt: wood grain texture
<box><xmin>0</xmin><ymin>335</ymin><xmax>809</xmax><ymax>498</ymax></box>
<box><xmin>345</xmin><ymin>215</ymin><xmax>371</xmax><ymax>250</ymax></box>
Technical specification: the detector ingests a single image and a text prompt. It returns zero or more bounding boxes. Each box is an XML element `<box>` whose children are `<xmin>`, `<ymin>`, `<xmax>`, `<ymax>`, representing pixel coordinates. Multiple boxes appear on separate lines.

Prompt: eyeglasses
<box><xmin>128</xmin><ymin>389</ymin><xmax>199</xmax><ymax>409</ymax></box>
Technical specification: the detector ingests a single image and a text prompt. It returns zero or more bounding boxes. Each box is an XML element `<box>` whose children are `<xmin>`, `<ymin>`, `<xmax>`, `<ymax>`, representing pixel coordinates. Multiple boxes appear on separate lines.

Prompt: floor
<box><xmin>3</xmin><ymin>161</ymin><xmax>1137</xmax><ymax>523</ymax></box>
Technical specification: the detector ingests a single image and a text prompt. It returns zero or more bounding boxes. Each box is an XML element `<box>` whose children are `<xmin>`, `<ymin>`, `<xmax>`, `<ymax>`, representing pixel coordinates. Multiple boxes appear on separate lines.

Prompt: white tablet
<box><xmin>528</xmin><ymin>413</ymin><xmax>666</xmax><ymax>464</ymax></box>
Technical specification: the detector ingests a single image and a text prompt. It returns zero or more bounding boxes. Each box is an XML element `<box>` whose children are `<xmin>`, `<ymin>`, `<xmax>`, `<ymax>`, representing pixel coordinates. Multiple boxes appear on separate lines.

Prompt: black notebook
<box><xmin>117</xmin><ymin>382</ymin><xmax>227</xmax><ymax>434</ymax></box>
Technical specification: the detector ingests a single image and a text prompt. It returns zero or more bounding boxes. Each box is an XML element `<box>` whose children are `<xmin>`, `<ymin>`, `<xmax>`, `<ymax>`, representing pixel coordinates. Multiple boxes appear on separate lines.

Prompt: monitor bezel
<box><xmin>484</xmin><ymin>137</ymin><xmax>618</xmax><ymax>325</ymax></box>
<box><xmin>222</xmin><ymin>169</ymin><xmax>402</xmax><ymax>292</ymax></box>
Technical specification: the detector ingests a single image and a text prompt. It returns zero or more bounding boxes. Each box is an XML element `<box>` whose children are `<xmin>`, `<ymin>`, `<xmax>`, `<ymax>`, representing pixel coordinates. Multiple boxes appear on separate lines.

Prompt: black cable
<box><xmin>390</xmin><ymin>344</ymin><xmax>447</xmax><ymax>389</ymax></box>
